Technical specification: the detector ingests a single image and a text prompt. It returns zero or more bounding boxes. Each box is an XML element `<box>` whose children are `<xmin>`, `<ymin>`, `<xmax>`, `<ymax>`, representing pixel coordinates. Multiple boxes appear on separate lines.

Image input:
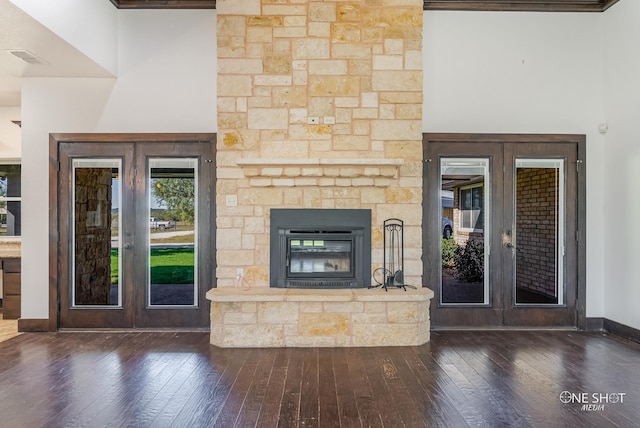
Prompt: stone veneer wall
<box><xmin>74</xmin><ymin>168</ymin><xmax>113</xmax><ymax>305</ymax></box>
<box><xmin>216</xmin><ymin>0</ymin><xmax>423</xmax><ymax>288</ymax></box>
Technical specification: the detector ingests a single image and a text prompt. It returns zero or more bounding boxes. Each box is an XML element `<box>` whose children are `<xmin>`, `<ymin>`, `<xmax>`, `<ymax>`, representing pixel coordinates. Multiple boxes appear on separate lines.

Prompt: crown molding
<box><xmin>423</xmin><ymin>0</ymin><xmax>619</xmax><ymax>12</ymax></box>
<box><xmin>109</xmin><ymin>0</ymin><xmax>215</xmax><ymax>9</ymax></box>
<box><xmin>107</xmin><ymin>0</ymin><xmax>619</xmax><ymax>12</ymax></box>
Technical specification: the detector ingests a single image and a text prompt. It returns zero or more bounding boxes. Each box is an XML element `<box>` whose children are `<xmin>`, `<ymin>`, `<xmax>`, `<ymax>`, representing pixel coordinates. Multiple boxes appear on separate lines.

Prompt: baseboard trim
<box><xmin>18</xmin><ymin>318</ymin><xmax>53</xmax><ymax>332</ymax></box>
<box><xmin>603</xmin><ymin>318</ymin><xmax>640</xmax><ymax>344</ymax></box>
<box><xmin>587</xmin><ymin>317</ymin><xmax>640</xmax><ymax>344</ymax></box>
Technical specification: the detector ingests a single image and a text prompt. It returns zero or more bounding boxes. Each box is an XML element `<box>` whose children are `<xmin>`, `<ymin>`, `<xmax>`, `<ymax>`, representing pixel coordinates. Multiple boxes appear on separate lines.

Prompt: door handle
<box><xmin>502</xmin><ymin>230</ymin><xmax>514</xmax><ymax>249</ymax></box>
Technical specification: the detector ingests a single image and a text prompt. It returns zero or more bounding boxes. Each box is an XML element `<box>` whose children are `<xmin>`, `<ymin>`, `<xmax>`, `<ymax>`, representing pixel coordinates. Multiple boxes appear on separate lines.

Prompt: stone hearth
<box><xmin>207</xmin><ymin>287</ymin><xmax>433</xmax><ymax>347</ymax></box>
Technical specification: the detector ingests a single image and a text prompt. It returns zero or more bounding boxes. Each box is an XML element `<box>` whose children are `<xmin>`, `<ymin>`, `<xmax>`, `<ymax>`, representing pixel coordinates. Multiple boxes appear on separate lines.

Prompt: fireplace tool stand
<box><xmin>374</xmin><ymin>218</ymin><xmax>415</xmax><ymax>291</ymax></box>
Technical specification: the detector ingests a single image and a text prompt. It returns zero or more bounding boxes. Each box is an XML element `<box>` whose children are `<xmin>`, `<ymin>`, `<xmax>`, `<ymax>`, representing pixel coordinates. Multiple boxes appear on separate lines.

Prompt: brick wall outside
<box><xmin>515</xmin><ymin>167</ymin><xmax>558</xmax><ymax>297</ymax></box>
<box><xmin>216</xmin><ymin>0</ymin><xmax>423</xmax><ymax>287</ymax></box>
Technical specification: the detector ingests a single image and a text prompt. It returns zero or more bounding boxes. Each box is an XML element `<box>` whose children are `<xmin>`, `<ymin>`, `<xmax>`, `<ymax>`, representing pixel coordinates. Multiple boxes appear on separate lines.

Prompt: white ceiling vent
<box><xmin>7</xmin><ymin>49</ymin><xmax>47</xmax><ymax>65</ymax></box>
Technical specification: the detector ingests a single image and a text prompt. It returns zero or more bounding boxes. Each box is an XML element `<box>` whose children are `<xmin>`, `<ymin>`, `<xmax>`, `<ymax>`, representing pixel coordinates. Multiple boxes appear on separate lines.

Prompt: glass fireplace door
<box><xmin>289</xmin><ymin>238</ymin><xmax>353</xmax><ymax>276</ymax></box>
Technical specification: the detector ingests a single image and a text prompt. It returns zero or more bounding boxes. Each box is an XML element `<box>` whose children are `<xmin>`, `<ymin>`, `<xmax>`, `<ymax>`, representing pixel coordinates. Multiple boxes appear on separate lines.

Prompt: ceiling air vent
<box><xmin>7</xmin><ymin>49</ymin><xmax>46</xmax><ymax>65</ymax></box>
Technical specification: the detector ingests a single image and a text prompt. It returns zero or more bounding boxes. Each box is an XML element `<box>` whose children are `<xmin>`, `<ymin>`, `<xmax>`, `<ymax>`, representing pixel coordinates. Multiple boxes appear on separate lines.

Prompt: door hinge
<box><xmin>576</xmin><ymin>159</ymin><xmax>583</xmax><ymax>172</ymax></box>
<box><xmin>55</xmin><ymin>161</ymin><xmax>60</xmax><ymax>172</ymax></box>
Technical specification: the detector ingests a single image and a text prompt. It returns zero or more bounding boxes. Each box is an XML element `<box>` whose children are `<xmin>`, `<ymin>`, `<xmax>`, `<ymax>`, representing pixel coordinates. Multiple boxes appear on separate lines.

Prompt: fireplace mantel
<box><xmin>236</xmin><ymin>158</ymin><xmax>404</xmax><ymax>167</ymax></box>
<box><xmin>236</xmin><ymin>158</ymin><xmax>404</xmax><ymax>187</ymax></box>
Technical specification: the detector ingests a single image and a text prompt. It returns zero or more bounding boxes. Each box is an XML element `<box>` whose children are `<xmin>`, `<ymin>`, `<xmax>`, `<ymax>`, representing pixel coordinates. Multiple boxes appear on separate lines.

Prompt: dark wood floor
<box><xmin>0</xmin><ymin>330</ymin><xmax>638</xmax><ymax>427</ymax></box>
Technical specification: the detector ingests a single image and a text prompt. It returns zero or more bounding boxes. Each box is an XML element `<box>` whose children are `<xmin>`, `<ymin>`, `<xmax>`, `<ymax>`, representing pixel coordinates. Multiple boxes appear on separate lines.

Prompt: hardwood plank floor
<box><xmin>0</xmin><ymin>309</ymin><xmax>21</xmax><ymax>343</ymax></box>
<box><xmin>0</xmin><ymin>330</ymin><xmax>639</xmax><ymax>427</ymax></box>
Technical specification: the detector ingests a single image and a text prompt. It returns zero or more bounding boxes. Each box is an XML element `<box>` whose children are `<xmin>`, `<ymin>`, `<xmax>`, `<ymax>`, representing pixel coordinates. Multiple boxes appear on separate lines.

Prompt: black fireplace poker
<box><xmin>371</xmin><ymin>218</ymin><xmax>416</xmax><ymax>291</ymax></box>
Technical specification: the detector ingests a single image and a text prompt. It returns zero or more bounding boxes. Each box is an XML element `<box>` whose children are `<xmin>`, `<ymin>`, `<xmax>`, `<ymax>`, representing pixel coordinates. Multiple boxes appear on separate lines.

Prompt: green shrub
<box><xmin>441</xmin><ymin>238</ymin><xmax>458</xmax><ymax>269</ymax></box>
<box><xmin>454</xmin><ymin>239</ymin><xmax>484</xmax><ymax>283</ymax></box>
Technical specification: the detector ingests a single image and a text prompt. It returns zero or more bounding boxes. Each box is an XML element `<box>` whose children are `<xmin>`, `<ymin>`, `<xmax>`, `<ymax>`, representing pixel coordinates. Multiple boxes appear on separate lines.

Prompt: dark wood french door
<box><xmin>424</xmin><ymin>134</ymin><xmax>585</xmax><ymax>328</ymax></box>
<box><xmin>54</xmin><ymin>135</ymin><xmax>215</xmax><ymax>329</ymax></box>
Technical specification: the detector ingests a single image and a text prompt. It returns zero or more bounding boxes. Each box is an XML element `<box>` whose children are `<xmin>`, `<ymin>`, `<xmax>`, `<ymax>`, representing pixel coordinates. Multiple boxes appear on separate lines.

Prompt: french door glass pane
<box><xmin>72</xmin><ymin>159</ymin><xmax>121</xmax><ymax>307</ymax></box>
<box><xmin>0</xmin><ymin>164</ymin><xmax>21</xmax><ymax>237</ymax></box>
<box><xmin>440</xmin><ymin>158</ymin><xmax>490</xmax><ymax>305</ymax></box>
<box><xmin>148</xmin><ymin>158</ymin><xmax>197</xmax><ymax>306</ymax></box>
<box><xmin>514</xmin><ymin>159</ymin><xmax>564</xmax><ymax>305</ymax></box>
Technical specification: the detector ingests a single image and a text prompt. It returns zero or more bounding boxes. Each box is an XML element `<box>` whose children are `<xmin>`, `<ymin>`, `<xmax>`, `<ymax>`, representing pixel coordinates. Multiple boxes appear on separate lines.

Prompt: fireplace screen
<box><xmin>289</xmin><ymin>238</ymin><xmax>353</xmax><ymax>275</ymax></box>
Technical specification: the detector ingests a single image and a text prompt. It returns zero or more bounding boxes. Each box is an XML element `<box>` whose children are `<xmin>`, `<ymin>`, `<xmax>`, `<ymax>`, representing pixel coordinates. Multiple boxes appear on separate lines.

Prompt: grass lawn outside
<box><xmin>111</xmin><ymin>247</ymin><xmax>194</xmax><ymax>284</ymax></box>
<box><xmin>150</xmin><ymin>233</ymin><xmax>194</xmax><ymax>245</ymax></box>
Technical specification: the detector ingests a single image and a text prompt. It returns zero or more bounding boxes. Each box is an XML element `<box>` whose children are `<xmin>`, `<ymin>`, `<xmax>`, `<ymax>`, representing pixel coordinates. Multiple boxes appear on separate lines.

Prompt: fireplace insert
<box><xmin>270</xmin><ymin>209</ymin><xmax>371</xmax><ymax>288</ymax></box>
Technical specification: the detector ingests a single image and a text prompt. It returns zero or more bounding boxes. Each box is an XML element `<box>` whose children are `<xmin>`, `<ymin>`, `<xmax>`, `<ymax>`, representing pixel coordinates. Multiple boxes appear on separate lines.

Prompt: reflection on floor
<box><xmin>0</xmin><ymin>308</ymin><xmax>20</xmax><ymax>343</ymax></box>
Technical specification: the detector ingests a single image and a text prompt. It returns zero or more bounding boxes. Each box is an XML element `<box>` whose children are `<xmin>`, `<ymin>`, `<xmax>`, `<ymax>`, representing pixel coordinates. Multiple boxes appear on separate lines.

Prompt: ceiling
<box><xmin>0</xmin><ymin>0</ymin><xmax>620</xmax><ymax>108</ymax></box>
<box><xmin>0</xmin><ymin>0</ymin><xmax>113</xmax><ymax>107</ymax></box>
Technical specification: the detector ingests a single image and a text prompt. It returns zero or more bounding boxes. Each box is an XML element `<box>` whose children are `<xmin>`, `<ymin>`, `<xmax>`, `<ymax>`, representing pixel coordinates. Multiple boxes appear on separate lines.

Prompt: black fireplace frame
<box><xmin>270</xmin><ymin>208</ymin><xmax>371</xmax><ymax>288</ymax></box>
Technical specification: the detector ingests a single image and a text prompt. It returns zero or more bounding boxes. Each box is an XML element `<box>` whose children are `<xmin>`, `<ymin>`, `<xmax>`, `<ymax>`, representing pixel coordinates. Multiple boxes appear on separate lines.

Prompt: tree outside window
<box><xmin>151</xmin><ymin>177</ymin><xmax>195</xmax><ymax>223</ymax></box>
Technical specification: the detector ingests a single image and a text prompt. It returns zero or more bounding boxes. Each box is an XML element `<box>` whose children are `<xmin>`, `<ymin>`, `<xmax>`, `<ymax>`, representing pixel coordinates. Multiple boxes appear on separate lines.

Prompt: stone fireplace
<box><xmin>215</xmin><ymin>0</ymin><xmax>424</xmax><ymax>288</ymax></box>
<box><xmin>208</xmin><ymin>0</ymin><xmax>432</xmax><ymax>347</ymax></box>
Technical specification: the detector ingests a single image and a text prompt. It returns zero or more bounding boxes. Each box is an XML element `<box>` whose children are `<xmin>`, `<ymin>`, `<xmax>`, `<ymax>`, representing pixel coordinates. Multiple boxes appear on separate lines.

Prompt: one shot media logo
<box><xmin>559</xmin><ymin>391</ymin><xmax>627</xmax><ymax>412</ymax></box>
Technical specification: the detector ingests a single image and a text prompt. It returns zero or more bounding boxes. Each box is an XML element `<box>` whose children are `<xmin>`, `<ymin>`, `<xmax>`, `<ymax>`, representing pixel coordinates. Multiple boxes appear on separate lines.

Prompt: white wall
<box><xmin>422</xmin><ymin>11</ymin><xmax>607</xmax><ymax>318</ymax></box>
<box><xmin>603</xmin><ymin>1</ymin><xmax>640</xmax><ymax>330</ymax></box>
<box><xmin>20</xmin><ymin>9</ymin><xmax>216</xmax><ymax>319</ymax></box>
<box><xmin>97</xmin><ymin>10</ymin><xmax>217</xmax><ymax>131</ymax></box>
